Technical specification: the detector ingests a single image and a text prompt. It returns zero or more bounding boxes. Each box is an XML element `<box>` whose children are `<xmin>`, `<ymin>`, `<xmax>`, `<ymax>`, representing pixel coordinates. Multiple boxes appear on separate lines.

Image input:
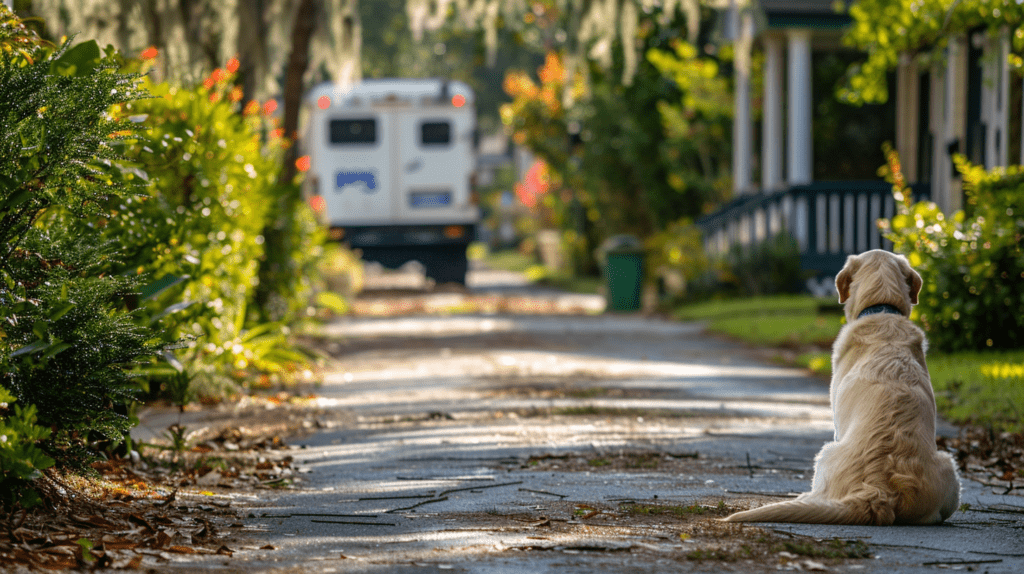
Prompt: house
<box><xmin>699</xmin><ymin>0</ymin><xmax>1022</xmax><ymax>295</ymax></box>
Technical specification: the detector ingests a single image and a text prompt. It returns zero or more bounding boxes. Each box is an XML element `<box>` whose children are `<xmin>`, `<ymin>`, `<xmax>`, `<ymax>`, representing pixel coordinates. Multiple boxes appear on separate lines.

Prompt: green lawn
<box><xmin>676</xmin><ymin>295</ymin><xmax>842</xmax><ymax>348</ymax></box>
<box><xmin>478</xmin><ymin>245</ymin><xmax>602</xmax><ymax>295</ymax></box>
<box><xmin>675</xmin><ymin>295</ymin><xmax>1024</xmax><ymax>433</ymax></box>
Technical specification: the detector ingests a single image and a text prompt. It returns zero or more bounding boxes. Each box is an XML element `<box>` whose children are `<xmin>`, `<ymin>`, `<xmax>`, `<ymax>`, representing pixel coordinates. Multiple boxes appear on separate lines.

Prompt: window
<box><xmin>420</xmin><ymin>121</ymin><xmax>451</xmax><ymax>146</ymax></box>
<box><xmin>330</xmin><ymin>119</ymin><xmax>376</xmax><ymax>144</ymax></box>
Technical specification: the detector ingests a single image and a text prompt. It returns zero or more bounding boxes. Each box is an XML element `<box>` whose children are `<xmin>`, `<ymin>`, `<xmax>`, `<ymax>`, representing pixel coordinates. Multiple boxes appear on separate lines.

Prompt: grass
<box><xmin>477</xmin><ymin>245</ymin><xmax>603</xmax><ymax>295</ymax></box>
<box><xmin>927</xmin><ymin>351</ymin><xmax>1024</xmax><ymax>432</ymax></box>
<box><xmin>675</xmin><ymin>295</ymin><xmax>832</xmax><ymax>321</ymax></box>
<box><xmin>474</xmin><ymin>245</ymin><xmax>538</xmax><ymax>273</ymax></box>
<box><xmin>674</xmin><ymin>294</ymin><xmax>1024</xmax><ymax>433</ymax></box>
<box><xmin>676</xmin><ymin>295</ymin><xmax>842</xmax><ymax>348</ymax></box>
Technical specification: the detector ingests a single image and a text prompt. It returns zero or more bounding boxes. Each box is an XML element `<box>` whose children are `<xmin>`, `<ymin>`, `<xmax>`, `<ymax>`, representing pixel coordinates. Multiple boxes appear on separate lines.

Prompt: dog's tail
<box><xmin>722</xmin><ymin>495</ymin><xmax>890</xmax><ymax>525</ymax></box>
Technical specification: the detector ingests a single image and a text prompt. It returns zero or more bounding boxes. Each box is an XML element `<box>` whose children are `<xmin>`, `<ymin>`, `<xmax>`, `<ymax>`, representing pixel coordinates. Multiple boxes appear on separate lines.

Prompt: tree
<box><xmin>501</xmin><ymin>4</ymin><xmax>733</xmax><ymax>273</ymax></box>
<box><xmin>841</xmin><ymin>0</ymin><xmax>1024</xmax><ymax>104</ymax></box>
<box><xmin>27</xmin><ymin>0</ymin><xmax>362</xmax><ymax>101</ymax></box>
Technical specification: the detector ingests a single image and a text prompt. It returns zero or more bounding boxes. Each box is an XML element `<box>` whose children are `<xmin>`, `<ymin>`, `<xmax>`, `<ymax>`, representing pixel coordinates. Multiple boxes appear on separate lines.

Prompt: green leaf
<box><xmin>316</xmin><ymin>291</ymin><xmax>348</xmax><ymax>314</ymax></box>
<box><xmin>10</xmin><ymin>339</ymin><xmax>48</xmax><ymax>358</ymax></box>
<box><xmin>51</xmin><ymin>40</ymin><xmax>102</xmax><ymax>77</ymax></box>
<box><xmin>76</xmin><ymin>538</ymin><xmax>96</xmax><ymax>563</ymax></box>
<box><xmin>48</xmin><ymin>302</ymin><xmax>75</xmax><ymax>321</ymax></box>
<box><xmin>149</xmin><ymin>300</ymin><xmax>196</xmax><ymax>324</ymax></box>
<box><xmin>138</xmin><ymin>274</ymin><xmax>186</xmax><ymax>300</ymax></box>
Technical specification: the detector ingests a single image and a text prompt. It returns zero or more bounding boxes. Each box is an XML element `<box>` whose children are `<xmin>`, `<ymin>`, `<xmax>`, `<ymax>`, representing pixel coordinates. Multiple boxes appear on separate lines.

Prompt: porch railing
<box><xmin>695</xmin><ymin>181</ymin><xmax>931</xmax><ymax>294</ymax></box>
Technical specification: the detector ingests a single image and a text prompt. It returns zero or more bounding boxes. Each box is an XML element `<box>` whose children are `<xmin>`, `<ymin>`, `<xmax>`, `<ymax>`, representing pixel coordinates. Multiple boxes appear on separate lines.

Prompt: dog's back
<box><xmin>724</xmin><ymin>250</ymin><xmax>960</xmax><ymax>525</ymax></box>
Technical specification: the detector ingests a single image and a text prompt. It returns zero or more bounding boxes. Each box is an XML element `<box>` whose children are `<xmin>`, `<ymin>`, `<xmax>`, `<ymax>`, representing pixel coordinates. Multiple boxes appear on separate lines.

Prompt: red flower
<box><xmin>262</xmin><ymin>100</ymin><xmax>278</xmax><ymax>116</ymax></box>
<box><xmin>140</xmin><ymin>46</ymin><xmax>158</xmax><ymax>60</ymax></box>
<box><xmin>309</xmin><ymin>195</ymin><xmax>325</xmax><ymax>213</ymax></box>
<box><xmin>226</xmin><ymin>57</ymin><xmax>240</xmax><ymax>74</ymax></box>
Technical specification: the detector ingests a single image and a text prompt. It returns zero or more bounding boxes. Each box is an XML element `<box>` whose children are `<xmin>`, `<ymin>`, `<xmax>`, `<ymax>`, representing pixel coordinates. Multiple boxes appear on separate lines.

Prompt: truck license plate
<box><xmin>409</xmin><ymin>191</ymin><xmax>451</xmax><ymax>208</ymax></box>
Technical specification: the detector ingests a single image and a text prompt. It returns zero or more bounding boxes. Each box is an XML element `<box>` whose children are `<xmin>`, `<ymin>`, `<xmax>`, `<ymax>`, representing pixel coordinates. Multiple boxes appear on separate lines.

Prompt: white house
<box><xmin>701</xmin><ymin>0</ymin><xmax>1022</xmax><ymax>292</ymax></box>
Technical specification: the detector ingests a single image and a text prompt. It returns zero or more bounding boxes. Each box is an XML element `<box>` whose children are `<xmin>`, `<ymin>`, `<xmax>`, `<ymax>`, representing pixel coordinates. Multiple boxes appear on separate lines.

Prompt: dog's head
<box><xmin>835</xmin><ymin>250</ymin><xmax>922</xmax><ymax>320</ymax></box>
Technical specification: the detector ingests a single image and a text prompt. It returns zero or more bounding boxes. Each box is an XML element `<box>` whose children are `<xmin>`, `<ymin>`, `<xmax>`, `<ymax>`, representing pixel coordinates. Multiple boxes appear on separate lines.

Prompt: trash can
<box><xmin>601</xmin><ymin>235</ymin><xmax>644</xmax><ymax>312</ymax></box>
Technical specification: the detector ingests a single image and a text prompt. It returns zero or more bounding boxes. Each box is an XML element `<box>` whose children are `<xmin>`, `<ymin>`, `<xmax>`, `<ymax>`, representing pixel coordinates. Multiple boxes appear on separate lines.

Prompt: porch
<box><xmin>695</xmin><ymin>181</ymin><xmax>931</xmax><ymax>295</ymax></box>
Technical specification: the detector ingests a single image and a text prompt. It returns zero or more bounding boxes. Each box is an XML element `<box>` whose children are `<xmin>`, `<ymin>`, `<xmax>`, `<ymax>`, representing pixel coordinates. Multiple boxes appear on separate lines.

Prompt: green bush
<box><xmin>882</xmin><ymin>154</ymin><xmax>1024</xmax><ymax>352</ymax></box>
<box><xmin>0</xmin><ymin>9</ymin><xmax>160</xmax><ymax>471</ymax></box>
<box><xmin>100</xmin><ymin>59</ymin><xmax>321</xmax><ymax>396</ymax></box>
<box><xmin>645</xmin><ymin>219</ymin><xmax>708</xmax><ymax>299</ymax></box>
<box><xmin>687</xmin><ymin>234</ymin><xmax>804</xmax><ymax>299</ymax></box>
<box><xmin>0</xmin><ymin>386</ymin><xmax>54</xmax><ymax>511</ymax></box>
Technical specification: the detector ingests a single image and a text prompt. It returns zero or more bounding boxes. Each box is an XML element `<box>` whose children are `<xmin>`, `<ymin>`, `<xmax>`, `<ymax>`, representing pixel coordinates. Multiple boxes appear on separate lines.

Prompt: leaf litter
<box><xmin>0</xmin><ymin>392</ymin><xmax>325</xmax><ymax>571</ymax></box>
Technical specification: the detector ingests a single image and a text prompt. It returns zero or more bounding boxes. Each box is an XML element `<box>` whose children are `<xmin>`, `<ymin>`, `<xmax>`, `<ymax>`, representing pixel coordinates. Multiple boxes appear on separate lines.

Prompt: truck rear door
<box><xmin>325</xmin><ymin>115</ymin><xmax>393</xmax><ymax>224</ymax></box>
<box><xmin>394</xmin><ymin>109</ymin><xmax>470</xmax><ymax>224</ymax></box>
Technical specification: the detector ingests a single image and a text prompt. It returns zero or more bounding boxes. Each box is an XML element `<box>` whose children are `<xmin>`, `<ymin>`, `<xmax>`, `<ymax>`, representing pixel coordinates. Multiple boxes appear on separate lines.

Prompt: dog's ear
<box><xmin>903</xmin><ymin>262</ymin><xmax>923</xmax><ymax>305</ymax></box>
<box><xmin>835</xmin><ymin>255</ymin><xmax>857</xmax><ymax>304</ymax></box>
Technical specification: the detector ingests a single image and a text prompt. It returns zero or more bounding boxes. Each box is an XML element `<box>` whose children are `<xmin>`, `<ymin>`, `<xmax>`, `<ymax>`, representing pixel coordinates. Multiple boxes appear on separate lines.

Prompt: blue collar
<box><xmin>857</xmin><ymin>303</ymin><xmax>904</xmax><ymax>319</ymax></box>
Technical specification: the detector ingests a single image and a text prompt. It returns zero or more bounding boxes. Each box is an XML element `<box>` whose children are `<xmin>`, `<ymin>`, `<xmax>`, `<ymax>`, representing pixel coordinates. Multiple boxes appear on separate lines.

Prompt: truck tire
<box><xmin>425</xmin><ymin>246</ymin><xmax>468</xmax><ymax>285</ymax></box>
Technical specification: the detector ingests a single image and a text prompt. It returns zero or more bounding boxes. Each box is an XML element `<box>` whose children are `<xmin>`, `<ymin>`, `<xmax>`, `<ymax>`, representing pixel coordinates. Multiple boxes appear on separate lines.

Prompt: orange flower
<box><xmin>140</xmin><ymin>46</ymin><xmax>158</xmax><ymax>60</ymax></box>
<box><xmin>309</xmin><ymin>195</ymin><xmax>325</xmax><ymax>213</ymax></box>
<box><xmin>229</xmin><ymin>86</ymin><xmax>243</xmax><ymax>102</ymax></box>
<box><xmin>538</xmin><ymin>51</ymin><xmax>564</xmax><ymax>85</ymax></box>
<box><xmin>295</xmin><ymin>155</ymin><xmax>311</xmax><ymax>172</ymax></box>
<box><xmin>262</xmin><ymin>100</ymin><xmax>278</xmax><ymax>116</ymax></box>
<box><xmin>226</xmin><ymin>57</ymin><xmax>240</xmax><ymax>73</ymax></box>
<box><xmin>203</xmin><ymin>77</ymin><xmax>215</xmax><ymax>90</ymax></box>
<box><xmin>211</xmin><ymin>68</ymin><xmax>225</xmax><ymax>83</ymax></box>
<box><xmin>271</xmin><ymin>127</ymin><xmax>285</xmax><ymax>139</ymax></box>
<box><xmin>243</xmin><ymin>100</ymin><xmax>260</xmax><ymax>116</ymax></box>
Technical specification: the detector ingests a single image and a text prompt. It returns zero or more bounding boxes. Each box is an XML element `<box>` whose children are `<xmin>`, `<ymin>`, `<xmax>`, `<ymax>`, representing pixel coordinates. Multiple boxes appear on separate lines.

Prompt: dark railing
<box><xmin>696</xmin><ymin>181</ymin><xmax>931</xmax><ymax>294</ymax></box>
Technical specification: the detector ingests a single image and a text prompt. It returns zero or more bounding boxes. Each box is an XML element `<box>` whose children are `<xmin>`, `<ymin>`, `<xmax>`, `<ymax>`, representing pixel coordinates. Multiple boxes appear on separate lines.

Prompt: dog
<box><xmin>724</xmin><ymin>250</ymin><xmax>960</xmax><ymax>525</ymax></box>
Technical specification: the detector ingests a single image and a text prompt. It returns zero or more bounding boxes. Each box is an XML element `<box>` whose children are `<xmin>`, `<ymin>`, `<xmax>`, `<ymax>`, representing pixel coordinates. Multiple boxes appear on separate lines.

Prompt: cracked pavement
<box><xmin>138</xmin><ymin>265</ymin><xmax>1024</xmax><ymax>573</ymax></box>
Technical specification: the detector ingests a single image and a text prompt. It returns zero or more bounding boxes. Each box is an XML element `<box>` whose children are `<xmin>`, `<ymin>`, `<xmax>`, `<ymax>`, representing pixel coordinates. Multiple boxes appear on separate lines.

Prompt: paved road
<box><xmin>148</xmin><ymin>264</ymin><xmax>1024</xmax><ymax>573</ymax></box>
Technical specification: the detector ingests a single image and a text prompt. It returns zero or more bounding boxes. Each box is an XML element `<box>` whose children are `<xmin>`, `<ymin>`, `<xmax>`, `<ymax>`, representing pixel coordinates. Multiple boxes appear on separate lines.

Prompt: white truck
<box><xmin>303</xmin><ymin>78</ymin><xmax>479</xmax><ymax>284</ymax></box>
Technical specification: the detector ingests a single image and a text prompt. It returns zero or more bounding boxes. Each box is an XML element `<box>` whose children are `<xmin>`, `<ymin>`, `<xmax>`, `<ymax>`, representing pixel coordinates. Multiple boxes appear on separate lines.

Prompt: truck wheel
<box><xmin>426</xmin><ymin>247</ymin><xmax>468</xmax><ymax>285</ymax></box>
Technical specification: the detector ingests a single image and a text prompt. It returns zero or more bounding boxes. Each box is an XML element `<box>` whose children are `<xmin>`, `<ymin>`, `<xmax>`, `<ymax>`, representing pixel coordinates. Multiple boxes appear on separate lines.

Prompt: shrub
<box><xmin>0</xmin><ymin>9</ymin><xmax>159</xmax><ymax>470</ymax></box>
<box><xmin>0</xmin><ymin>385</ymin><xmax>55</xmax><ymax>511</ymax></box>
<box><xmin>99</xmin><ymin>58</ymin><xmax>321</xmax><ymax>397</ymax></box>
<box><xmin>882</xmin><ymin>151</ymin><xmax>1024</xmax><ymax>352</ymax></box>
<box><xmin>645</xmin><ymin>219</ymin><xmax>708</xmax><ymax>299</ymax></box>
<box><xmin>687</xmin><ymin>234</ymin><xmax>804</xmax><ymax>299</ymax></box>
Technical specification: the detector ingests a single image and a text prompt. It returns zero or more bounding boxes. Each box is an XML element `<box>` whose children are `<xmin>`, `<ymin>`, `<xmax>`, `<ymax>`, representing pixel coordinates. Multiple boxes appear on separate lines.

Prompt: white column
<box><xmin>929</xmin><ymin>64</ymin><xmax>947</xmax><ymax>209</ymax></box>
<box><xmin>896</xmin><ymin>53</ymin><xmax>920</xmax><ymax>181</ymax></box>
<box><xmin>787</xmin><ymin>29</ymin><xmax>813</xmax><ymax>186</ymax></box>
<box><xmin>732</xmin><ymin>10</ymin><xmax>754</xmax><ymax>196</ymax></box>
<box><xmin>762</xmin><ymin>34</ymin><xmax>785</xmax><ymax>191</ymax></box>
<box><xmin>944</xmin><ymin>36</ymin><xmax>967</xmax><ymax>213</ymax></box>
<box><xmin>995</xmin><ymin>30</ymin><xmax>1010</xmax><ymax>168</ymax></box>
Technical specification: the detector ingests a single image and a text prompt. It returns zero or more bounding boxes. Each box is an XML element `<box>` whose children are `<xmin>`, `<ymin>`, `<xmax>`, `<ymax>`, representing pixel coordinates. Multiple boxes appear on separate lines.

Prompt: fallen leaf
<box><xmin>804</xmin><ymin>559</ymin><xmax>829</xmax><ymax>571</ymax></box>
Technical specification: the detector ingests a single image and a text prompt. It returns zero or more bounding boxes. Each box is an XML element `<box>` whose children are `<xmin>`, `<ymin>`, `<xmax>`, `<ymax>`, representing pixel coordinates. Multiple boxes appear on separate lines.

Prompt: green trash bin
<box><xmin>603</xmin><ymin>236</ymin><xmax>644</xmax><ymax>312</ymax></box>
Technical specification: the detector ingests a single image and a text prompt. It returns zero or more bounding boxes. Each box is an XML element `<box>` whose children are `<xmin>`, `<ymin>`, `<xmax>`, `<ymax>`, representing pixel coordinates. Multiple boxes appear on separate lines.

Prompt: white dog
<box><xmin>724</xmin><ymin>250</ymin><xmax>960</xmax><ymax>525</ymax></box>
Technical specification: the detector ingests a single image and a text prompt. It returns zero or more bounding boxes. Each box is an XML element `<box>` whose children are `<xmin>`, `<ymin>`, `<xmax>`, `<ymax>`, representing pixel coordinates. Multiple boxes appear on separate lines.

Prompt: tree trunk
<box><xmin>253</xmin><ymin>0</ymin><xmax>318</xmax><ymax>321</ymax></box>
